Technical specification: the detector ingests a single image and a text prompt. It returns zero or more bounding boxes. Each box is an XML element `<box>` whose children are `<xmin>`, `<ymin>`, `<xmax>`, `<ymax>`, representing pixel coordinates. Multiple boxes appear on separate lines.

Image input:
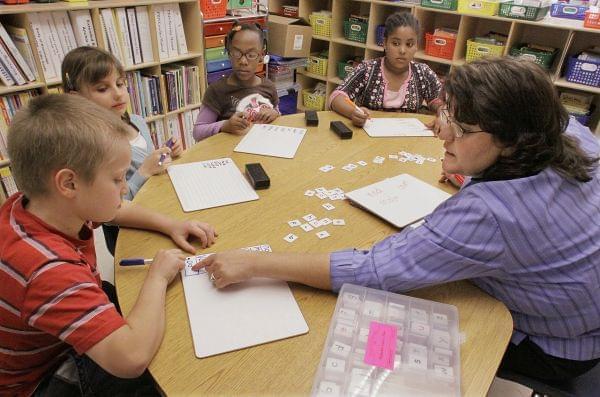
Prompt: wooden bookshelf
<box><xmin>0</xmin><ymin>0</ymin><xmax>206</xmax><ymax>181</ymax></box>
<box><xmin>268</xmin><ymin>0</ymin><xmax>600</xmax><ymax>134</ymax></box>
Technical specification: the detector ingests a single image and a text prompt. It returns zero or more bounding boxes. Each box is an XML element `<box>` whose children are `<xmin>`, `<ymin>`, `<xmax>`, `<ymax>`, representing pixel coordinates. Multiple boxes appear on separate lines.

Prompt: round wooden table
<box><xmin>115</xmin><ymin>111</ymin><xmax>512</xmax><ymax>396</ymax></box>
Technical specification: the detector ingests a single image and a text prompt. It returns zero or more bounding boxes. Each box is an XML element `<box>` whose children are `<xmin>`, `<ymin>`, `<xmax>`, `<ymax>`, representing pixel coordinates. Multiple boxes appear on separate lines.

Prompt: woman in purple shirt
<box><xmin>195</xmin><ymin>57</ymin><xmax>600</xmax><ymax>381</ymax></box>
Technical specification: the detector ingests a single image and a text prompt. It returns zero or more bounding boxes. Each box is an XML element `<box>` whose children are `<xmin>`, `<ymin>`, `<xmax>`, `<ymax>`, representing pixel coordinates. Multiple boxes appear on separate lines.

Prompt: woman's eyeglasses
<box><xmin>229</xmin><ymin>48</ymin><xmax>260</xmax><ymax>61</ymax></box>
<box><xmin>439</xmin><ymin>107</ymin><xmax>486</xmax><ymax>138</ymax></box>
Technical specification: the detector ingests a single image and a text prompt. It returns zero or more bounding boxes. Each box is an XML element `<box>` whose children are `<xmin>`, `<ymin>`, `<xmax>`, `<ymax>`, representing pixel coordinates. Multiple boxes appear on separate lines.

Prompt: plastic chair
<box><xmin>497</xmin><ymin>363</ymin><xmax>600</xmax><ymax>397</ymax></box>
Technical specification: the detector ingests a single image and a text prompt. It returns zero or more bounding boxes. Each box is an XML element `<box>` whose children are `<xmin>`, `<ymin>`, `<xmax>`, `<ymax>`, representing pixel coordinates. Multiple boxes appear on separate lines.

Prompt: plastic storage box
<box><xmin>310</xmin><ymin>13</ymin><xmax>332</xmax><ymax>37</ymax></box>
<box><xmin>550</xmin><ymin>2</ymin><xmax>588</xmax><ymax>20</ymax></box>
<box><xmin>509</xmin><ymin>45</ymin><xmax>557</xmax><ymax>69</ymax></box>
<box><xmin>425</xmin><ymin>33</ymin><xmax>456</xmax><ymax>60</ymax></box>
<box><xmin>311</xmin><ymin>284</ymin><xmax>461</xmax><ymax>397</ymax></box>
<box><xmin>200</xmin><ymin>0</ymin><xmax>227</xmax><ymax>19</ymax></box>
<box><xmin>498</xmin><ymin>1</ymin><xmax>550</xmax><ymax>20</ymax></box>
<box><xmin>457</xmin><ymin>0</ymin><xmax>504</xmax><ymax>16</ymax></box>
<box><xmin>344</xmin><ymin>19</ymin><xmax>368</xmax><ymax>43</ymax></box>
<box><xmin>565</xmin><ymin>56</ymin><xmax>600</xmax><ymax>87</ymax></box>
<box><xmin>466</xmin><ymin>39</ymin><xmax>505</xmax><ymax>62</ymax></box>
<box><xmin>584</xmin><ymin>9</ymin><xmax>600</xmax><ymax>28</ymax></box>
<box><xmin>303</xmin><ymin>88</ymin><xmax>326</xmax><ymax>110</ymax></box>
<box><xmin>421</xmin><ymin>0</ymin><xmax>458</xmax><ymax>11</ymax></box>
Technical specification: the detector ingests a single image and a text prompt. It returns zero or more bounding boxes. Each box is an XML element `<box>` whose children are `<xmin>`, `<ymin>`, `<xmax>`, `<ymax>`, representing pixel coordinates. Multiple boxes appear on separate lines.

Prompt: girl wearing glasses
<box><xmin>328</xmin><ymin>12</ymin><xmax>443</xmax><ymax>127</ymax></box>
<box><xmin>193</xmin><ymin>22</ymin><xmax>280</xmax><ymax>141</ymax></box>
<box><xmin>194</xmin><ymin>57</ymin><xmax>600</xmax><ymax>383</ymax></box>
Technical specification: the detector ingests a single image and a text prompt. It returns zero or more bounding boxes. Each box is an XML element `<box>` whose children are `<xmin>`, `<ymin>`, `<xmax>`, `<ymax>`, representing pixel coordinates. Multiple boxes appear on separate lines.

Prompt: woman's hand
<box><xmin>192</xmin><ymin>250</ymin><xmax>259</xmax><ymax>288</ymax></box>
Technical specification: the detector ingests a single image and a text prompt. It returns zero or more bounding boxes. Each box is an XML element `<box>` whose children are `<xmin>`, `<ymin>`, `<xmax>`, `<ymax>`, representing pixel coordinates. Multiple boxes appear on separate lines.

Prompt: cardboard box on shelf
<box><xmin>267</xmin><ymin>15</ymin><xmax>312</xmax><ymax>58</ymax></box>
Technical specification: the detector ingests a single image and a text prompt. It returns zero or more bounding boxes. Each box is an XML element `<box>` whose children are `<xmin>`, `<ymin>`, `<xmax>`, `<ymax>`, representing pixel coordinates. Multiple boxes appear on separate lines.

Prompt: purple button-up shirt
<box><xmin>330</xmin><ymin>118</ymin><xmax>600</xmax><ymax>360</ymax></box>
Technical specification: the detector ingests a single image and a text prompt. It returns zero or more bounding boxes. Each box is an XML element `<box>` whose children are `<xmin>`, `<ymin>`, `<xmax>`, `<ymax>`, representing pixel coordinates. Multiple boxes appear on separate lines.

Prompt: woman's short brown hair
<box><xmin>445</xmin><ymin>57</ymin><xmax>598</xmax><ymax>182</ymax></box>
<box><xmin>61</xmin><ymin>46</ymin><xmax>124</xmax><ymax>93</ymax></box>
<box><xmin>7</xmin><ymin>94</ymin><xmax>129</xmax><ymax>197</ymax></box>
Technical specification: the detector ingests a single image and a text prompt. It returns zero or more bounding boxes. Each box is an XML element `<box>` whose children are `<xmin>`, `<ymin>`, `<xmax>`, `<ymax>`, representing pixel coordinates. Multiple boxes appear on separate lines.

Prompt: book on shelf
<box><xmin>69</xmin><ymin>9</ymin><xmax>97</xmax><ymax>47</ymax></box>
<box><xmin>162</xmin><ymin>63</ymin><xmax>200</xmax><ymax>112</ymax></box>
<box><xmin>0</xmin><ymin>22</ymin><xmax>36</xmax><ymax>83</ymax></box>
<box><xmin>51</xmin><ymin>11</ymin><xmax>77</xmax><ymax>59</ymax></box>
<box><xmin>126</xmin><ymin>70</ymin><xmax>163</xmax><ymax>118</ymax></box>
<box><xmin>126</xmin><ymin>8</ymin><xmax>143</xmax><ymax>65</ymax></box>
<box><xmin>0</xmin><ymin>166</ymin><xmax>18</xmax><ymax>198</ymax></box>
<box><xmin>5</xmin><ymin>25</ymin><xmax>39</xmax><ymax>81</ymax></box>
<box><xmin>114</xmin><ymin>8</ymin><xmax>134</xmax><ymax>67</ymax></box>
<box><xmin>134</xmin><ymin>6</ymin><xmax>154</xmax><ymax>63</ymax></box>
<box><xmin>0</xmin><ymin>90</ymin><xmax>40</xmax><ymax>159</ymax></box>
<box><xmin>165</xmin><ymin>108</ymin><xmax>198</xmax><ymax>151</ymax></box>
<box><xmin>154</xmin><ymin>4</ymin><xmax>188</xmax><ymax>61</ymax></box>
<box><xmin>100</xmin><ymin>8</ymin><xmax>125</xmax><ymax>65</ymax></box>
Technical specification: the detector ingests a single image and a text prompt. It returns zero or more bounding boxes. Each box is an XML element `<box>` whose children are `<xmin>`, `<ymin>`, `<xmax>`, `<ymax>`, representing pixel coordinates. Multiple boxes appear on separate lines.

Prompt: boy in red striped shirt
<box><xmin>0</xmin><ymin>95</ymin><xmax>217</xmax><ymax>396</ymax></box>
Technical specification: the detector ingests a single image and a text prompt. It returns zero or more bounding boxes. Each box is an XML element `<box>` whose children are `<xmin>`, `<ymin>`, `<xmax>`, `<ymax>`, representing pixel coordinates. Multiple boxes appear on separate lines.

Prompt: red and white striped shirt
<box><xmin>0</xmin><ymin>194</ymin><xmax>126</xmax><ymax>396</ymax></box>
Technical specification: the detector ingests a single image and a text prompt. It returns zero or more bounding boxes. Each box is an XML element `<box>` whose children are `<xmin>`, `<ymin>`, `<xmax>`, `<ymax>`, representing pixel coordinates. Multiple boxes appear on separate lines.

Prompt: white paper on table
<box><xmin>363</xmin><ymin>118</ymin><xmax>433</xmax><ymax>137</ymax></box>
<box><xmin>234</xmin><ymin>124</ymin><xmax>307</xmax><ymax>158</ymax></box>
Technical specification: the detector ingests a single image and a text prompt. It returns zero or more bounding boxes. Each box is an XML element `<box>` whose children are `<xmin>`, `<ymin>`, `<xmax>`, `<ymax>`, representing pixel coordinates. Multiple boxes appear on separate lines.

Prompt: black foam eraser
<box><xmin>305</xmin><ymin>110</ymin><xmax>319</xmax><ymax>126</ymax></box>
<box><xmin>330</xmin><ymin>120</ymin><xmax>353</xmax><ymax>139</ymax></box>
<box><xmin>245</xmin><ymin>163</ymin><xmax>270</xmax><ymax>189</ymax></box>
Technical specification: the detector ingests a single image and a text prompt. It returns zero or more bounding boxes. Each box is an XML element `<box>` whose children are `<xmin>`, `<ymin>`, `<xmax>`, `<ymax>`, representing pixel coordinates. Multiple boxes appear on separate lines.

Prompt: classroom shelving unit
<box><xmin>269</xmin><ymin>0</ymin><xmax>600</xmax><ymax>134</ymax></box>
<box><xmin>0</xmin><ymin>0</ymin><xmax>206</xmax><ymax>203</ymax></box>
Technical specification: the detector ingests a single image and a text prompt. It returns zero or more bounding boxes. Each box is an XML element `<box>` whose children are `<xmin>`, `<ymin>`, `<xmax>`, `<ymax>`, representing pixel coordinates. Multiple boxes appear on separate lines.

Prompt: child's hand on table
<box><xmin>223</xmin><ymin>112</ymin><xmax>251</xmax><ymax>135</ymax></box>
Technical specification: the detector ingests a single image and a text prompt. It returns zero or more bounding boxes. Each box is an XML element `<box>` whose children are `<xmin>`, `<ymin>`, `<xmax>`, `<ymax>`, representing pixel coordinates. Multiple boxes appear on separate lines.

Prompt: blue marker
<box><xmin>119</xmin><ymin>258</ymin><xmax>153</xmax><ymax>266</ymax></box>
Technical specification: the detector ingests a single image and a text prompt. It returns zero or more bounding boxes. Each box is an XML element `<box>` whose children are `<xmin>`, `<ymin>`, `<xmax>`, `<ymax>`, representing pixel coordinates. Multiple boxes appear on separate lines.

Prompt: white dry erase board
<box><xmin>167</xmin><ymin>158</ymin><xmax>258</xmax><ymax>212</ymax></box>
<box><xmin>363</xmin><ymin>118</ymin><xmax>433</xmax><ymax>137</ymax></box>
<box><xmin>181</xmin><ymin>246</ymin><xmax>309</xmax><ymax>358</ymax></box>
<box><xmin>345</xmin><ymin>174</ymin><xmax>451</xmax><ymax>228</ymax></box>
<box><xmin>234</xmin><ymin>124</ymin><xmax>307</xmax><ymax>158</ymax></box>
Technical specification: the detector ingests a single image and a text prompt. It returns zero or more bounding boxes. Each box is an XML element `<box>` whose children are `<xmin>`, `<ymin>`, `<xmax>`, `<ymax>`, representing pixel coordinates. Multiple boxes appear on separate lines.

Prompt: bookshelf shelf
<box><xmin>297</xmin><ymin>69</ymin><xmax>327</xmax><ymax>82</ymax></box>
<box><xmin>0</xmin><ymin>81</ymin><xmax>45</xmax><ymax>96</ymax></box>
<box><xmin>159</xmin><ymin>52</ymin><xmax>203</xmax><ymax>65</ymax></box>
<box><xmin>166</xmin><ymin>102</ymin><xmax>202</xmax><ymax>116</ymax></box>
<box><xmin>124</xmin><ymin>61</ymin><xmax>160</xmax><ymax>71</ymax></box>
<box><xmin>270</xmin><ymin>0</ymin><xmax>600</xmax><ymax>134</ymax></box>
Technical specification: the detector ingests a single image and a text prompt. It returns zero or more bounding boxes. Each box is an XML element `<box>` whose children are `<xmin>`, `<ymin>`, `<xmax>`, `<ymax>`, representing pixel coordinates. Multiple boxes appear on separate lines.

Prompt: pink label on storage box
<box><xmin>364</xmin><ymin>321</ymin><xmax>397</xmax><ymax>370</ymax></box>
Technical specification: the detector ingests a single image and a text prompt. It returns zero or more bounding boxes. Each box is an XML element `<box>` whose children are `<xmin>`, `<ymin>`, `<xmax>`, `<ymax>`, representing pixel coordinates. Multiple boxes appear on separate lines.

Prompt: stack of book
<box><xmin>27</xmin><ymin>10</ymin><xmax>97</xmax><ymax>83</ymax></box>
<box><xmin>166</xmin><ymin>109</ymin><xmax>200</xmax><ymax>150</ymax></box>
<box><xmin>126</xmin><ymin>71</ymin><xmax>163</xmax><ymax>118</ymax></box>
<box><xmin>153</xmin><ymin>4</ymin><xmax>188</xmax><ymax>61</ymax></box>
<box><xmin>0</xmin><ymin>90</ymin><xmax>40</xmax><ymax>161</ymax></box>
<box><xmin>161</xmin><ymin>63</ymin><xmax>201</xmax><ymax>112</ymax></box>
<box><xmin>99</xmin><ymin>6</ymin><xmax>155</xmax><ymax>68</ymax></box>
<box><xmin>0</xmin><ymin>22</ymin><xmax>38</xmax><ymax>87</ymax></box>
<box><xmin>0</xmin><ymin>166</ymin><xmax>18</xmax><ymax>199</ymax></box>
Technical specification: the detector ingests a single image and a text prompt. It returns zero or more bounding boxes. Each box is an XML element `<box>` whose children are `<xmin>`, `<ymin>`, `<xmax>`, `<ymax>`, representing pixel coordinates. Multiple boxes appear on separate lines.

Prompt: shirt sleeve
<box><xmin>193</xmin><ymin>105</ymin><xmax>224</xmax><ymax>142</ymax></box>
<box><xmin>125</xmin><ymin>169</ymin><xmax>147</xmax><ymax>201</ymax></box>
<box><xmin>329</xmin><ymin>191</ymin><xmax>506</xmax><ymax>293</ymax></box>
<box><xmin>335</xmin><ymin>61</ymin><xmax>369</xmax><ymax>104</ymax></box>
<box><xmin>22</xmin><ymin>262</ymin><xmax>126</xmax><ymax>354</ymax></box>
<box><xmin>201</xmin><ymin>83</ymin><xmax>222</xmax><ymax>115</ymax></box>
<box><xmin>419</xmin><ymin>64</ymin><xmax>443</xmax><ymax>106</ymax></box>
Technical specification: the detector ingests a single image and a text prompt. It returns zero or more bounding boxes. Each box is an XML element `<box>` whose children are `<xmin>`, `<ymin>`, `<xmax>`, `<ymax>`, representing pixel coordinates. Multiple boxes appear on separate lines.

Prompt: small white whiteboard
<box><xmin>167</xmin><ymin>158</ymin><xmax>258</xmax><ymax>212</ymax></box>
<box><xmin>363</xmin><ymin>118</ymin><xmax>433</xmax><ymax>137</ymax></box>
<box><xmin>234</xmin><ymin>124</ymin><xmax>307</xmax><ymax>158</ymax></box>
<box><xmin>181</xmin><ymin>246</ymin><xmax>309</xmax><ymax>358</ymax></box>
<box><xmin>345</xmin><ymin>174</ymin><xmax>451</xmax><ymax>228</ymax></box>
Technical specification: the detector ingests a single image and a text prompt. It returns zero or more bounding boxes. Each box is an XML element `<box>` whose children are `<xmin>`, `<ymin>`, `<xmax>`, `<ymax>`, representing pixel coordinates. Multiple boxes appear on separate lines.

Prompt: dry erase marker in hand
<box><xmin>119</xmin><ymin>258</ymin><xmax>153</xmax><ymax>266</ymax></box>
<box><xmin>344</xmin><ymin>97</ymin><xmax>367</xmax><ymax>117</ymax></box>
<box><xmin>158</xmin><ymin>137</ymin><xmax>175</xmax><ymax>166</ymax></box>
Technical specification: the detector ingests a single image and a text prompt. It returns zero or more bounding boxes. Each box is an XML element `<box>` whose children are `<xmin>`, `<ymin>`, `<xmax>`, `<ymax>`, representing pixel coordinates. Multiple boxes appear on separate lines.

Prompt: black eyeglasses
<box><xmin>439</xmin><ymin>107</ymin><xmax>486</xmax><ymax>138</ymax></box>
<box><xmin>229</xmin><ymin>48</ymin><xmax>260</xmax><ymax>60</ymax></box>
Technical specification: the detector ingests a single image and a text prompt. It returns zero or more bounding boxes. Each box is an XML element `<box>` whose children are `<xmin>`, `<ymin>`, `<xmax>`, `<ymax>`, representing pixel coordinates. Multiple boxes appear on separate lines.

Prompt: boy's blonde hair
<box><xmin>7</xmin><ymin>94</ymin><xmax>129</xmax><ymax>197</ymax></box>
<box><xmin>61</xmin><ymin>46</ymin><xmax>124</xmax><ymax>93</ymax></box>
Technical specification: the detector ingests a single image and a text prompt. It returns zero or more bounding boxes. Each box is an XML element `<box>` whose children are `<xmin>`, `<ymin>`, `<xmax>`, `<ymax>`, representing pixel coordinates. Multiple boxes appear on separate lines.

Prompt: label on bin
<box><xmin>364</xmin><ymin>321</ymin><xmax>397</xmax><ymax>370</ymax></box>
<box><xmin>293</xmin><ymin>35</ymin><xmax>303</xmax><ymax>50</ymax></box>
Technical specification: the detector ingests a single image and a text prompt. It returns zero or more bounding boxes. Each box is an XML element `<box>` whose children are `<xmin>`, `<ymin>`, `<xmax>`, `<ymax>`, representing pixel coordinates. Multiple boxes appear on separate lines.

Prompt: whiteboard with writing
<box><xmin>345</xmin><ymin>174</ymin><xmax>451</xmax><ymax>228</ymax></box>
<box><xmin>167</xmin><ymin>158</ymin><xmax>259</xmax><ymax>212</ymax></box>
<box><xmin>234</xmin><ymin>124</ymin><xmax>307</xmax><ymax>158</ymax></box>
